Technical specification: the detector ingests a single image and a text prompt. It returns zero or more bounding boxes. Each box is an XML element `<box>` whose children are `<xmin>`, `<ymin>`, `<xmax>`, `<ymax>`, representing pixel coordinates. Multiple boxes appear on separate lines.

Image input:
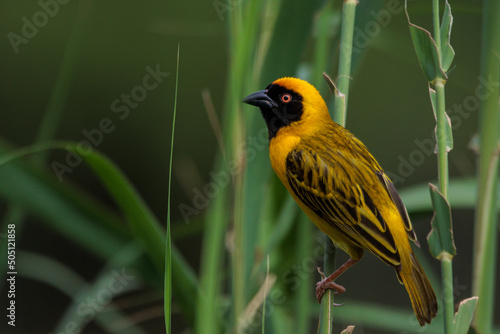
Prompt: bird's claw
<box><xmin>316</xmin><ymin>267</ymin><xmax>326</xmax><ymax>280</ymax></box>
<box><xmin>315</xmin><ymin>277</ymin><xmax>346</xmax><ymax>303</ymax></box>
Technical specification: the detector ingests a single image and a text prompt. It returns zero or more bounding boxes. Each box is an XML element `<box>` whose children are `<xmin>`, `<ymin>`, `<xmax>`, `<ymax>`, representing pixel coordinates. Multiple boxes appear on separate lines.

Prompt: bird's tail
<box><xmin>397</xmin><ymin>252</ymin><xmax>438</xmax><ymax>326</ymax></box>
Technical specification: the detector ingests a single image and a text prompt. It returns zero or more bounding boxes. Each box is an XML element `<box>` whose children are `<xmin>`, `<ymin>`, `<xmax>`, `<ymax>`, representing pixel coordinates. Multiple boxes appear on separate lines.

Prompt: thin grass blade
<box><xmin>164</xmin><ymin>44</ymin><xmax>180</xmax><ymax>334</ymax></box>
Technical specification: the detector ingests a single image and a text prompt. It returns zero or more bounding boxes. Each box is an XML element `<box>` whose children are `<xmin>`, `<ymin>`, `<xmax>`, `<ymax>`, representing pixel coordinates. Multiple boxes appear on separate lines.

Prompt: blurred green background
<box><xmin>0</xmin><ymin>0</ymin><xmax>498</xmax><ymax>333</ymax></box>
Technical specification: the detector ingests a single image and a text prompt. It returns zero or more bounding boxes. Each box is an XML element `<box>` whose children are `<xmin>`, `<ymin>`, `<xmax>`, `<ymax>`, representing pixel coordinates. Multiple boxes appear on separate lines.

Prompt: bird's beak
<box><xmin>242</xmin><ymin>90</ymin><xmax>277</xmax><ymax>109</ymax></box>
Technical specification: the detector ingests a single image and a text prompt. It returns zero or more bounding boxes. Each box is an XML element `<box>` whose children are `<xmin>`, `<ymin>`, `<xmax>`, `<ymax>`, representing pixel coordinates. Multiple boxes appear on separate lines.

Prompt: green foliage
<box><xmin>405</xmin><ymin>0</ymin><xmax>454</xmax><ymax>83</ymax></box>
<box><xmin>472</xmin><ymin>0</ymin><xmax>500</xmax><ymax>331</ymax></box>
<box><xmin>429</xmin><ymin>88</ymin><xmax>453</xmax><ymax>152</ymax></box>
<box><xmin>427</xmin><ymin>184</ymin><xmax>455</xmax><ymax>259</ymax></box>
<box><xmin>406</xmin><ymin>20</ymin><xmax>446</xmax><ymax>83</ymax></box>
<box><xmin>453</xmin><ymin>297</ymin><xmax>478</xmax><ymax>334</ymax></box>
<box><xmin>439</xmin><ymin>1</ymin><xmax>455</xmax><ymax>74</ymax></box>
<box><xmin>405</xmin><ymin>2</ymin><xmax>459</xmax><ymax>333</ymax></box>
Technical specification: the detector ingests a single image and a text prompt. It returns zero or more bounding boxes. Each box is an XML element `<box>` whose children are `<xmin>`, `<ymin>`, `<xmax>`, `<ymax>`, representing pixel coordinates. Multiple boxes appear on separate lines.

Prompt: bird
<box><xmin>242</xmin><ymin>77</ymin><xmax>437</xmax><ymax>326</ymax></box>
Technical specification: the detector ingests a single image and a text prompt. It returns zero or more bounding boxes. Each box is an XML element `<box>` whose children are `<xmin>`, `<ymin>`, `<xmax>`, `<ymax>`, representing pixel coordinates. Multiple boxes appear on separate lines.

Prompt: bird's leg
<box><xmin>316</xmin><ymin>258</ymin><xmax>359</xmax><ymax>303</ymax></box>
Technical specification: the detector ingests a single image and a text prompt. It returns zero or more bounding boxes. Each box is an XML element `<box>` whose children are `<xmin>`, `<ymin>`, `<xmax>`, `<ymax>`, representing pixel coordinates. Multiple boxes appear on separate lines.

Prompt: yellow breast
<box><xmin>269</xmin><ymin>129</ymin><xmax>353</xmax><ymax>254</ymax></box>
<box><xmin>269</xmin><ymin>132</ymin><xmax>300</xmax><ymax>186</ymax></box>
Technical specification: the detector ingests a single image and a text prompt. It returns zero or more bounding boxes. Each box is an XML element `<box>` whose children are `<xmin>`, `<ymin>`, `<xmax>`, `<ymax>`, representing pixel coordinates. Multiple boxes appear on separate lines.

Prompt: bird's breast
<box><xmin>269</xmin><ymin>133</ymin><xmax>301</xmax><ymax>186</ymax></box>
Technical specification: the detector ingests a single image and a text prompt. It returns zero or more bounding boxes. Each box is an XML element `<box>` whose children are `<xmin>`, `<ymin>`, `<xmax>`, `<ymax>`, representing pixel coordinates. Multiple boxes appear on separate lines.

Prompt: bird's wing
<box><xmin>285</xmin><ymin>146</ymin><xmax>403</xmax><ymax>268</ymax></box>
<box><xmin>377</xmin><ymin>171</ymin><xmax>419</xmax><ymax>246</ymax></box>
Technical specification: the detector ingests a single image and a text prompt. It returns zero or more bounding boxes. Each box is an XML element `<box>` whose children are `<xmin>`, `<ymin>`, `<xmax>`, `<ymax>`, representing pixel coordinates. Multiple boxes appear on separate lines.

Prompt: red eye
<box><xmin>281</xmin><ymin>93</ymin><xmax>292</xmax><ymax>103</ymax></box>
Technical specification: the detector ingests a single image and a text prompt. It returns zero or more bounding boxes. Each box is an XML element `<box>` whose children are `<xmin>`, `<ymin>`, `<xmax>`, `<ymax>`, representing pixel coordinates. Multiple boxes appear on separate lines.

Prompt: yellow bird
<box><xmin>243</xmin><ymin>77</ymin><xmax>437</xmax><ymax>326</ymax></box>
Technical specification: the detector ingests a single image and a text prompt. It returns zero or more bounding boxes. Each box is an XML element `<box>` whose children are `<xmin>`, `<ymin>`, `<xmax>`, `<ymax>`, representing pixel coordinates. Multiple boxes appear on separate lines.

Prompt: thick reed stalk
<box><xmin>472</xmin><ymin>0</ymin><xmax>500</xmax><ymax>332</ymax></box>
<box><xmin>320</xmin><ymin>1</ymin><xmax>357</xmax><ymax>333</ymax></box>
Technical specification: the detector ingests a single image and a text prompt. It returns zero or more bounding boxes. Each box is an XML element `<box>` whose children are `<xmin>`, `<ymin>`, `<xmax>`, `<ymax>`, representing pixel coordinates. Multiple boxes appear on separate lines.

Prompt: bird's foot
<box><xmin>316</xmin><ymin>267</ymin><xmax>346</xmax><ymax>304</ymax></box>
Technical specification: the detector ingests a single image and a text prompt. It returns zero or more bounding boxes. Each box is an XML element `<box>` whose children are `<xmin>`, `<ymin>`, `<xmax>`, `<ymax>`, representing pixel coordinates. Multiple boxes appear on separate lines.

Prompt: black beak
<box><xmin>242</xmin><ymin>90</ymin><xmax>277</xmax><ymax>109</ymax></box>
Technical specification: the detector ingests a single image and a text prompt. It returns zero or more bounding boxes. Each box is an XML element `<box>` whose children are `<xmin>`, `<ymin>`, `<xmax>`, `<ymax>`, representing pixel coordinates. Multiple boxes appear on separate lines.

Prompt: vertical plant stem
<box><xmin>312</xmin><ymin>5</ymin><xmax>336</xmax><ymax>332</ymax></box>
<box><xmin>233</xmin><ymin>167</ymin><xmax>246</xmax><ymax>327</ymax></box>
<box><xmin>230</xmin><ymin>1</ymin><xmax>264</xmax><ymax>324</ymax></box>
<box><xmin>333</xmin><ymin>0</ymin><xmax>356</xmax><ymax>125</ymax></box>
<box><xmin>224</xmin><ymin>0</ymin><xmax>268</xmax><ymax>329</ymax></box>
<box><xmin>296</xmin><ymin>214</ymin><xmax>313</xmax><ymax>334</ymax></box>
<box><xmin>432</xmin><ymin>0</ymin><xmax>442</xmax><ymax>53</ymax></box>
<box><xmin>262</xmin><ymin>255</ymin><xmax>270</xmax><ymax>333</ymax></box>
<box><xmin>431</xmin><ymin>2</ymin><xmax>456</xmax><ymax>333</ymax></box>
<box><xmin>196</xmin><ymin>9</ymin><xmax>250</xmax><ymax>326</ymax></box>
<box><xmin>195</xmin><ymin>6</ymin><xmax>247</xmax><ymax>322</ymax></box>
<box><xmin>472</xmin><ymin>0</ymin><xmax>500</xmax><ymax>332</ymax></box>
<box><xmin>164</xmin><ymin>224</ymin><xmax>171</xmax><ymax>334</ymax></box>
<box><xmin>195</xmin><ymin>191</ymin><xmax>227</xmax><ymax>334</ymax></box>
<box><xmin>432</xmin><ymin>0</ymin><xmax>455</xmax><ymax>331</ymax></box>
<box><xmin>164</xmin><ymin>44</ymin><xmax>180</xmax><ymax>334</ymax></box>
<box><xmin>312</xmin><ymin>1</ymin><xmax>336</xmax><ymax>86</ymax></box>
<box><xmin>320</xmin><ymin>1</ymin><xmax>357</xmax><ymax>333</ymax></box>
<box><xmin>435</xmin><ymin>80</ymin><xmax>449</xmax><ymax>198</ymax></box>
<box><xmin>441</xmin><ymin>254</ymin><xmax>454</xmax><ymax>333</ymax></box>
<box><xmin>319</xmin><ymin>238</ymin><xmax>336</xmax><ymax>334</ymax></box>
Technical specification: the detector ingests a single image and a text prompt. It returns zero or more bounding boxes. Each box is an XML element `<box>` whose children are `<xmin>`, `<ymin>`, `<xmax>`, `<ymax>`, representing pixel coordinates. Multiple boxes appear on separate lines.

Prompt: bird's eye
<box><xmin>281</xmin><ymin>93</ymin><xmax>292</xmax><ymax>103</ymax></box>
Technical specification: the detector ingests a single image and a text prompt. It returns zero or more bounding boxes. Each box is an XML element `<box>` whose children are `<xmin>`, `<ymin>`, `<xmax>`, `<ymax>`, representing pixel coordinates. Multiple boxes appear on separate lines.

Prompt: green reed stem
<box><xmin>435</xmin><ymin>78</ymin><xmax>454</xmax><ymax>334</ymax></box>
<box><xmin>195</xmin><ymin>190</ymin><xmax>226</xmax><ymax>334</ymax></box>
<box><xmin>319</xmin><ymin>238</ymin><xmax>336</xmax><ymax>334</ymax></box>
<box><xmin>230</xmin><ymin>1</ymin><xmax>264</xmax><ymax>324</ymax></box>
<box><xmin>436</xmin><ymin>78</ymin><xmax>453</xmax><ymax>334</ymax></box>
<box><xmin>332</xmin><ymin>0</ymin><xmax>356</xmax><ymax>125</ymax></box>
<box><xmin>435</xmin><ymin>79</ymin><xmax>449</xmax><ymax>199</ymax></box>
<box><xmin>432</xmin><ymin>0</ymin><xmax>442</xmax><ymax>56</ymax></box>
<box><xmin>432</xmin><ymin>1</ymin><xmax>454</xmax><ymax>332</ymax></box>
<box><xmin>320</xmin><ymin>1</ymin><xmax>357</xmax><ymax>333</ymax></box>
<box><xmin>441</xmin><ymin>253</ymin><xmax>454</xmax><ymax>333</ymax></box>
<box><xmin>472</xmin><ymin>0</ymin><xmax>500</xmax><ymax>333</ymax></box>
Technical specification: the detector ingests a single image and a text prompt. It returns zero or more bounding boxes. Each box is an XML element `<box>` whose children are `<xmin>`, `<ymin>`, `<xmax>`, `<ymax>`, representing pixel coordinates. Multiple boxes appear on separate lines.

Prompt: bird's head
<box><xmin>242</xmin><ymin>77</ymin><xmax>331</xmax><ymax>140</ymax></box>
